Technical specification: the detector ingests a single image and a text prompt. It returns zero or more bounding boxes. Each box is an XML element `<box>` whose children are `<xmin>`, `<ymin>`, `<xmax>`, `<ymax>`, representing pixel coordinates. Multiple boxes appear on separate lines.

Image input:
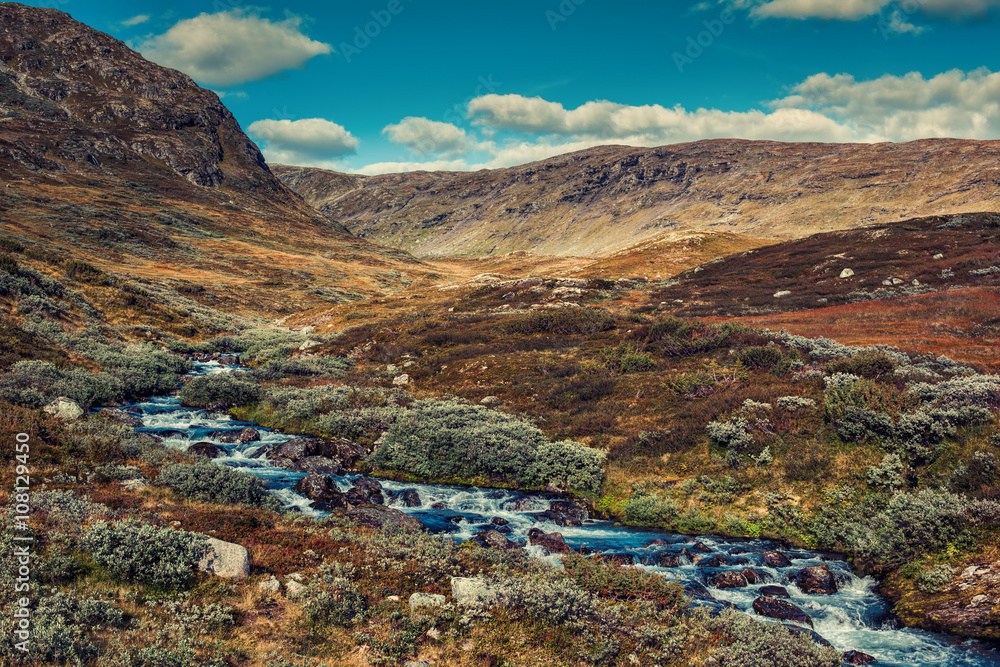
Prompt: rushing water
<box><xmin>114</xmin><ymin>361</ymin><xmax>1000</xmax><ymax>666</ymax></box>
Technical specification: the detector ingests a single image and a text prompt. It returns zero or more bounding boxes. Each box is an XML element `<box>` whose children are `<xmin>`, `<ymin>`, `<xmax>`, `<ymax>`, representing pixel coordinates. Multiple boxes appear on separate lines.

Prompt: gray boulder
<box><xmin>408</xmin><ymin>592</ymin><xmax>446</xmax><ymax>612</ymax></box>
<box><xmin>99</xmin><ymin>408</ymin><xmax>143</xmax><ymax>428</ymax></box>
<box><xmin>44</xmin><ymin>397</ymin><xmax>83</xmax><ymax>420</ymax></box>
<box><xmin>189</xmin><ymin>442</ymin><xmax>225</xmax><ymax>458</ymax></box>
<box><xmin>451</xmin><ymin>576</ymin><xmax>504</xmax><ymax>607</ymax></box>
<box><xmin>346</xmin><ymin>505</ymin><xmax>422</xmax><ymax>531</ymax></box>
<box><xmin>291</xmin><ymin>456</ymin><xmax>344</xmax><ymax>475</ymax></box>
<box><xmin>294</xmin><ymin>474</ymin><xmax>340</xmax><ymax>501</ymax></box>
<box><xmin>198</xmin><ymin>537</ymin><xmax>250</xmax><ymax>579</ymax></box>
<box><xmin>216</xmin><ymin>427</ymin><xmax>260</xmax><ymax>444</ymax></box>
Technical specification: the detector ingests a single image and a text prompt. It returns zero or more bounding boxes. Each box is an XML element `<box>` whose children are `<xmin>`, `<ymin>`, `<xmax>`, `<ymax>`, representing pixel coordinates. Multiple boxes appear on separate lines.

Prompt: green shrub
<box><xmin>157</xmin><ymin>461</ymin><xmax>281</xmax><ymax>510</ymax></box>
<box><xmin>623</xmin><ymin>494</ymin><xmax>679</xmax><ymax>526</ymax></box>
<box><xmin>917</xmin><ymin>564</ymin><xmax>956</xmax><ymax>593</ymax></box>
<box><xmin>826</xmin><ymin>351</ymin><xmax>896</xmax><ymax>379</ymax></box>
<box><xmin>737</xmin><ymin>346</ymin><xmax>784</xmax><ymax>371</ymax></box>
<box><xmin>180</xmin><ymin>371</ymin><xmax>261</xmax><ymax>408</ymax></box>
<box><xmin>501</xmin><ymin>308</ymin><xmax>616</xmax><ymax>336</ymax></box>
<box><xmin>82</xmin><ymin>519</ymin><xmax>210</xmax><ymax>589</ymax></box>
<box><xmin>705</xmin><ymin>610</ymin><xmax>840</xmax><ymax>666</ymax></box>
<box><xmin>526</xmin><ymin>440</ymin><xmax>606</xmax><ymax>494</ymax></box>
<box><xmin>600</xmin><ymin>344</ymin><xmax>656</xmax><ymax>373</ymax></box>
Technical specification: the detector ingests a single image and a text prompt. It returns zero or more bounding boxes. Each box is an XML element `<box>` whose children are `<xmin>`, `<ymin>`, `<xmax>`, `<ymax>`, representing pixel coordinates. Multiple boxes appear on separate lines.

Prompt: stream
<box><xmin>111</xmin><ymin>361</ymin><xmax>1000</xmax><ymax>666</ymax></box>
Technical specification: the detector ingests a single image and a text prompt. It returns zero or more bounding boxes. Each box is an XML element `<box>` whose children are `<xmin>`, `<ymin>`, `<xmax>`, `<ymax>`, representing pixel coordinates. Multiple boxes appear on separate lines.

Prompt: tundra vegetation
<box><xmin>0</xmin><ymin>241</ymin><xmax>998</xmax><ymax>664</ymax></box>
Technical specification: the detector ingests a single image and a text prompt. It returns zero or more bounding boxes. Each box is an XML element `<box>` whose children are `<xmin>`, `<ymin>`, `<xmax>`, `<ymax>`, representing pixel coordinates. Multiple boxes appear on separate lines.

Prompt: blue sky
<box><xmin>22</xmin><ymin>0</ymin><xmax>1000</xmax><ymax>173</ymax></box>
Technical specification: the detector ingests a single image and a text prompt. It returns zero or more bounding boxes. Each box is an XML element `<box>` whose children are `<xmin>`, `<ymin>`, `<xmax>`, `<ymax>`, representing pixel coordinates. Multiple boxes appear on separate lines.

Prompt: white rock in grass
<box><xmin>773</xmin><ymin>290</ymin><xmax>792</xmax><ymax>298</ymax></box>
<box><xmin>451</xmin><ymin>577</ymin><xmax>504</xmax><ymax>607</ymax></box>
<box><xmin>392</xmin><ymin>374</ymin><xmax>410</xmax><ymax>385</ymax></box>
<box><xmin>408</xmin><ymin>592</ymin><xmax>446</xmax><ymax>612</ymax></box>
<box><xmin>258</xmin><ymin>576</ymin><xmax>281</xmax><ymax>593</ymax></box>
<box><xmin>44</xmin><ymin>397</ymin><xmax>83</xmax><ymax>420</ymax></box>
<box><xmin>198</xmin><ymin>537</ymin><xmax>250</xmax><ymax>579</ymax></box>
<box><xmin>839</xmin><ymin>268</ymin><xmax>854</xmax><ymax>278</ymax></box>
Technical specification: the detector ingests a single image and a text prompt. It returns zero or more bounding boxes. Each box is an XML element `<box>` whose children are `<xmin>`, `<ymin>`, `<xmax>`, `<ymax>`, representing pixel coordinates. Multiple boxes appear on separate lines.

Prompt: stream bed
<box><xmin>112</xmin><ymin>361</ymin><xmax>1000</xmax><ymax>666</ymax></box>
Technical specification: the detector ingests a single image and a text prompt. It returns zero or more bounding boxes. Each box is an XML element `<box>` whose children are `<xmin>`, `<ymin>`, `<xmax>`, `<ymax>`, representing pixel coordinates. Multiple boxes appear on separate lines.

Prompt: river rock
<box><xmin>189</xmin><ymin>442</ymin><xmax>225</xmax><ymax>458</ymax></box>
<box><xmin>319</xmin><ymin>437</ymin><xmax>367</xmax><ymax>468</ymax></box>
<box><xmin>44</xmin><ymin>397</ymin><xmax>83</xmax><ymax>420</ymax></box>
<box><xmin>309</xmin><ymin>493</ymin><xmax>348</xmax><ymax>511</ymax></box>
<box><xmin>397</xmin><ymin>489</ymin><xmax>421</xmax><ymax>507</ymax></box>
<box><xmin>693</xmin><ymin>541</ymin><xmax>713</xmax><ymax>553</ymax></box>
<box><xmin>782</xmin><ymin>624</ymin><xmax>832</xmax><ymax>647</ymax></box>
<box><xmin>753</xmin><ymin>596</ymin><xmax>813</xmax><ymax>627</ymax></box>
<box><xmin>490</xmin><ymin>517</ymin><xmax>508</xmax><ymax>526</ymax></box>
<box><xmin>683</xmin><ymin>581</ymin><xmax>716</xmax><ymax>603</ymax></box>
<box><xmin>795</xmin><ymin>564</ymin><xmax>838</xmax><ymax>594</ymax></box>
<box><xmin>268</xmin><ymin>438</ymin><xmax>317</xmax><ymax>462</ymax></box>
<box><xmin>842</xmin><ymin>650</ymin><xmax>878</xmax><ymax>664</ymax></box>
<box><xmin>656</xmin><ymin>551</ymin><xmax>684</xmax><ymax>567</ymax></box>
<box><xmin>451</xmin><ymin>576</ymin><xmax>503</xmax><ymax>607</ymax></box>
<box><xmin>527</xmin><ymin>527</ymin><xmax>571</xmax><ymax>553</ymax></box>
<box><xmin>294</xmin><ymin>474</ymin><xmax>340</xmax><ymax>501</ymax></box>
<box><xmin>764</xmin><ymin>551</ymin><xmax>792</xmax><ymax>567</ymax></box>
<box><xmin>99</xmin><ymin>407</ymin><xmax>143</xmax><ymax>428</ymax></box>
<box><xmin>697</xmin><ymin>555</ymin><xmax>732</xmax><ymax>568</ymax></box>
<box><xmin>198</xmin><ymin>537</ymin><xmax>250</xmax><ymax>579</ymax></box>
<box><xmin>291</xmin><ymin>456</ymin><xmax>344</xmax><ymax>475</ymax></box>
<box><xmin>760</xmin><ymin>585</ymin><xmax>791</xmax><ymax>598</ymax></box>
<box><xmin>346</xmin><ymin>505</ymin><xmax>422</xmax><ymax>531</ymax></box>
<box><xmin>408</xmin><ymin>592</ymin><xmax>445</xmax><ymax>612</ymax></box>
<box><xmin>480</xmin><ymin>530</ymin><xmax>521</xmax><ymax>551</ymax></box>
<box><xmin>742</xmin><ymin>568</ymin><xmax>767</xmax><ymax>584</ymax></box>
<box><xmin>216</xmin><ymin>427</ymin><xmax>260</xmax><ymax>444</ymax></box>
<box><xmin>538</xmin><ymin>500</ymin><xmax>588</xmax><ymax>527</ymax></box>
<box><xmin>709</xmin><ymin>571</ymin><xmax>748</xmax><ymax>589</ymax></box>
<box><xmin>158</xmin><ymin>429</ymin><xmax>189</xmax><ymax>440</ymax></box>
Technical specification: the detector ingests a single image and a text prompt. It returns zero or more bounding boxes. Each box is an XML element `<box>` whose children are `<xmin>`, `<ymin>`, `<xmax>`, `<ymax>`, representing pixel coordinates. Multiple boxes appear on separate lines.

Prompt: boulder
<box><xmin>490</xmin><ymin>517</ymin><xmax>508</xmax><ymax>526</ymax></box>
<box><xmin>527</xmin><ymin>527</ymin><xmax>571</xmax><ymax>553</ymax></box>
<box><xmin>782</xmin><ymin>624</ymin><xmax>832</xmax><ymax>647</ymax></box>
<box><xmin>398</xmin><ymin>489</ymin><xmax>422</xmax><ymax>507</ymax></box>
<box><xmin>692</xmin><ymin>541</ymin><xmax>713</xmax><ymax>553</ymax></box>
<box><xmin>753</xmin><ymin>596</ymin><xmax>813</xmax><ymax>627</ymax></box>
<box><xmin>268</xmin><ymin>438</ymin><xmax>317</xmax><ymax>462</ymax></box>
<box><xmin>216</xmin><ymin>427</ymin><xmax>260</xmax><ymax>444</ymax></box>
<box><xmin>294</xmin><ymin>474</ymin><xmax>340</xmax><ymax>501</ymax></box>
<box><xmin>258</xmin><ymin>576</ymin><xmax>281</xmax><ymax>593</ymax></box>
<box><xmin>99</xmin><ymin>407</ymin><xmax>143</xmax><ymax>428</ymax></box>
<box><xmin>44</xmin><ymin>397</ymin><xmax>83</xmax><ymax>420</ymax></box>
<box><xmin>763</xmin><ymin>551</ymin><xmax>792</xmax><ymax>568</ymax></box>
<box><xmin>346</xmin><ymin>505</ymin><xmax>423</xmax><ymax>531</ymax></box>
<box><xmin>344</xmin><ymin>487</ymin><xmax>376</xmax><ymax>506</ymax></box>
<box><xmin>697</xmin><ymin>555</ymin><xmax>732</xmax><ymax>568</ymax></box>
<box><xmin>708</xmin><ymin>571</ymin><xmax>748</xmax><ymax>589</ymax></box>
<box><xmin>158</xmin><ymin>429</ymin><xmax>189</xmax><ymax>440</ymax></box>
<box><xmin>408</xmin><ymin>592</ymin><xmax>446</xmax><ymax>612</ymax></box>
<box><xmin>656</xmin><ymin>551</ymin><xmax>683</xmax><ymax>567</ymax></box>
<box><xmin>451</xmin><ymin>576</ymin><xmax>503</xmax><ymax>607</ymax></box>
<box><xmin>291</xmin><ymin>456</ymin><xmax>344</xmax><ymax>475</ymax></box>
<box><xmin>539</xmin><ymin>500</ymin><xmax>588</xmax><ymax>527</ymax></box>
<box><xmin>198</xmin><ymin>537</ymin><xmax>250</xmax><ymax>579</ymax></box>
<box><xmin>285</xmin><ymin>580</ymin><xmax>307</xmax><ymax>597</ymax></box>
<box><xmin>842</xmin><ymin>650</ymin><xmax>878</xmax><ymax>664</ymax></box>
<box><xmin>318</xmin><ymin>437</ymin><xmax>367</xmax><ymax>468</ymax></box>
<box><xmin>760</xmin><ymin>585</ymin><xmax>790</xmax><ymax>598</ymax></box>
<box><xmin>839</xmin><ymin>268</ymin><xmax>855</xmax><ymax>279</ymax></box>
<box><xmin>392</xmin><ymin>373</ymin><xmax>410</xmax><ymax>385</ymax></box>
<box><xmin>309</xmin><ymin>494</ymin><xmax>348</xmax><ymax>511</ymax></box>
<box><xmin>741</xmin><ymin>568</ymin><xmax>767</xmax><ymax>584</ymax></box>
<box><xmin>795</xmin><ymin>564</ymin><xmax>838</xmax><ymax>595</ymax></box>
<box><xmin>189</xmin><ymin>442</ymin><xmax>225</xmax><ymax>458</ymax></box>
<box><xmin>480</xmin><ymin>530</ymin><xmax>521</xmax><ymax>551</ymax></box>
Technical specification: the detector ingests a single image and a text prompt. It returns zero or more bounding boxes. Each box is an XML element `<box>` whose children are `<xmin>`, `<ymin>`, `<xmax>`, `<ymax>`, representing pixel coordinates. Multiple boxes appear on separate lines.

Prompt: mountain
<box><xmin>274</xmin><ymin>139</ymin><xmax>1000</xmax><ymax>258</ymax></box>
<box><xmin>0</xmin><ymin>2</ymin><xmax>422</xmax><ymax>316</ymax></box>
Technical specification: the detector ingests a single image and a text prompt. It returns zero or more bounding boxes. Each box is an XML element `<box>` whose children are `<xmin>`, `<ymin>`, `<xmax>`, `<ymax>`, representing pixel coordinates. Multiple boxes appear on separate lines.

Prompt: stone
<box><xmin>299</xmin><ymin>339</ymin><xmax>320</xmax><ymax>351</ymax></box>
<box><xmin>285</xmin><ymin>580</ymin><xmax>307</xmax><ymax>597</ymax></box>
<box><xmin>319</xmin><ymin>438</ymin><xmax>367</xmax><ymax>468</ymax></box>
<box><xmin>408</xmin><ymin>592</ymin><xmax>446</xmax><ymax>612</ymax></box>
<box><xmin>760</xmin><ymin>585</ymin><xmax>790</xmax><ymax>598</ymax></box>
<box><xmin>346</xmin><ymin>505</ymin><xmax>423</xmax><ymax>531</ymax></box>
<box><xmin>795</xmin><ymin>564</ymin><xmax>838</xmax><ymax>595</ymax></box>
<box><xmin>490</xmin><ymin>517</ymin><xmax>508</xmax><ymax>526</ymax></box>
<box><xmin>480</xmin><ymin>395</ymin><xmax>500</xmax><ymax>405</ymax></box>
<box><xmin>294</xmin><ymin>474</ymin><xmax>341</xmax><ymax>501</ymax></box>
<box><xmin>692</xmin><ymin>541</ymin><xmax>713</xmax><ymax>553</ymax></box>
<box><xmin>753</xmin><ymin>596</ymin><xmax>813</xmax><ymax>627</ymax></box>
<box><xmin>258</xmin><ymin>576</ymin><xmax>281</xmax><ymax>593</ymax></box>
<box><xmin>782</xmin><ymin>624</ymin><xmax>832</xmax><ymax>647</ymax></box>
<box><xmin>198</xmin><ymin>537</ymin><xmax>250</xmax><ymax>579</ymax></box>
<box><xmin>120</xmin><ymin>478</ymin><xmax>148</xmax><ymax>492</ymax></box>
<box><xmin>842</xmin><ymin>650</ymin><xmax>878</xmax><ymax>664</ymax></box>
<box><xmin>839</xmin><ymin>268</ymin><xmax>855</xmax><ymax>278</ymax></box>
<box><xmin>697</xmin><ymin>555</ymin><xmax>732</xmax><ymax>568</ymax></box>
<box><xmin>216</xmin><ymin>427</ymin><xmax>260</xmax><ymax>444</ymax></box>
<box><xmin>527</xmin><ymin>527</ymin><xmax>571</xmax><ymax>553</ymax></box>
<box><xmin>99</xmin><ymin>407</ymin><xmax>143</xmax><ymax>427</ymax></box>
<box><xmin>656</xmin><ymin>551</ymin><xmax>683</xmax><ymax>567</ymax></box>
<box><xmin>291</xmin><ymin>456</ymin><xmax>343</xmax><ymax>475</ymax></box>
<box><xmin>934</xmin><ymin>253</ymin><xmax>945</xmax><ymax>260</ymax></box>
<box><xmin>268</xmin><ymin>438</ymin><xmax>317</xmax><ymax>462</ymax></box>
<box><xmin>189</xmin><ymin>442</ymin><xmax>225</xmax><ymax>458</ymax></box>
<box><xmin>773</xmin><ymin>290</ymin><xmax>792</xmax><ymax>298</ymax></box>
<box><xmin>399</xmin><ymin>489</ymin><xmax>422</xmax><ymax>507</ymax></box>
<box><xmin>158</xmin><ymin>429</ymin><xmax>189</xmax><ymax>440</ymax></box>
<box><xmin>44</xmin><ymin>397</ymin><xmax>83</xmax><ymax>420</ymax></box>
<box><xmin>763</xmin><ymin>551</ymin><xmax>792</xmax><ymax>568</ymax></box>
<box><xmin>741</xmin><ymin>568</ymin><xmax>766</xmax><ymax>584</ymax></box>
<box><xmin>480</xmin><ymin>530</ymin><xmax>520</xmax><ymax>551</ymax></box>
<box><xmin>708</xmin><ymin>571</ymin><xmax>748</xmax><ymax>589</ymax></box>
<box><xmin>392</xmin><ymin>373</ymin><xmax>410</xmax><ymax>385</ymax></box>
<box><xmin>451</xmin><ymin>576</ymin><xmax>503</xmax><ymax>607</ymax></box>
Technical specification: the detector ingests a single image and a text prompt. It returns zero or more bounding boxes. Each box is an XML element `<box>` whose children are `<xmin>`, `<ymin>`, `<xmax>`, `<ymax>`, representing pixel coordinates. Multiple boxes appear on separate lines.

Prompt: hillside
<box><xmin>0</xmin><ymin>2</ymin><xmax>424</xmax><ymax>317</ymax></box>
<box><xmin>274</xmin><ymin>138</ymin><xmax>1000</xmax><ymax>258</ymax></box>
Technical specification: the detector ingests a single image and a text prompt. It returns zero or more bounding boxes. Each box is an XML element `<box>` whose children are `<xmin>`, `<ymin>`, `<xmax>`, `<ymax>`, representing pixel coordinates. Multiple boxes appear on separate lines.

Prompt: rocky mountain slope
<box><xmin>0</xmin><ymin>2</ymin><xmax>423</xmax><ymax>316</ymax></box>
<box><xmin>274</xmin><ymin>139</ymin><xmax>1000</xmax><ymax>258</ymax></box>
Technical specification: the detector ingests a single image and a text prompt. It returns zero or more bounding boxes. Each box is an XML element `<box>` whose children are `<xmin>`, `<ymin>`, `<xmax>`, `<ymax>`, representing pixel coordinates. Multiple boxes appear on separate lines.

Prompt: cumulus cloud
<box><xmin>248</xmin><ymin>118</ymin><xmax>359</xmax><ymax>168</ymax></box>
<box><xmin>138</xmin><ymin>10</ymin><xmax>331</xmax><ymax>87</ymax></box>
<box><xmin>749</xmin><ymin>0</ymin><xmax>1000</xmax><ymax>20</ymax></box>
<box><xmin>382</xmin><ymin>117</ymin><xmax>479</xmax><ymax>157</ymax></box>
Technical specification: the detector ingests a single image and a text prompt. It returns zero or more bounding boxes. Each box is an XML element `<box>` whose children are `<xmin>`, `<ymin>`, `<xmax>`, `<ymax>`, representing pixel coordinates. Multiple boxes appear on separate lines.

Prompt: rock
<box><xmin>490</xmin><ymin>517</ymin><xmax>508</xmax><ymax>526</ymax></box>
<box><xmin>258</xmin><ymin>576</ymin><xmax>281</xmax><ymax>593</ymax></box>
<box><xmin>656</xmin><ymin>551</ymin><xmax>683</xmax><ymax>567</ymax></box>
<box><xmin>763</xmin><ymin>551</ymin><xmax>792</xmax><ymax>568</ymax></box>
<box><xmin>299</xmin><ymin>339</ymin><xmax>320</xmax><ymax>351</ymax></box>
<box><xmin>44</xmin><ymin>397</ymin><xmax>83</xmax><ymax>420</ymax></box>
<box><xmin>782</xmin><ymin>624</ymin><xmax>832</xmax><ymax>647</ymax></box>
<box><xmin>933</xmin><ymin>253</ymin><xmax>945</xmax><ymax>260</ymax></box>
<box><xmin>742</xmin><ymin>568</ymin><xmax>766</xmax><ymax>584</ymax></box>
<box><xmin>216</xmin><ymin>427</ymin><xmax>260</xmax><ymax>444</ymax></box>
<box><xmin>291</xmin><ymin>456</ymin><xmax>344</xmax><ymax>475</ymax></box>
<box><xmin>480</xmin><ymin>530</ymin><xmax>520</xmax><ymax>551</ymax></box>
<box><xmin>346</xmin><ymin>505</ymin><xmax>423</xmax><ymax>531</ymax></box>
<box><xmin>683</xmin><ymin>581</ymin><xmax>716</xmax><ymax>602</ymax></box>
<box><xmin>99</xmin><ymin>407</ymin><xmax>143</xmax><ymax>427</ymax></box>
<box><xmin>294</xmin><ymin>474</ymin><xmax>341</xmax><ymax>501</ymax></box>
<box><xmin>285</xmin><ymin>580</ymin><xmax>307</xmax><ymax>597</ymax></box>
<box><xmin>795</xmin><ymin>564</ymin><xmax>838</xmax><ymax>595</ymax></box>
<box><xmin>198</xmin><ymin>537</ymin><xmax>250</xmax><ymax>579</ymax></box>
<box><xmin>692</xmin><ymin>541</ymin><xmax>713</xmax><ymax>553</ymax></box>
<box><xmin>480</xmin><ymin>395</ymin><xmax>501</xmax><ymax>405</ymax></box>
<box><xmin>120</xmin><ymin>478</ymin><xmax>148</xmax><ymax>492</ymax></box>
<box><xmin>309</xmin><ymin>494</ymin><xmax>348</xmax><ymax>511</ymax></box>
<box><xmin>408</xmin><ymin>592</ymin><xmax>446</xmax><ymax>612</ymax></box>
<box><xmin>697</xmin><ymin>555</ymin><xmax>732</xmax><ymax>568</ymax></box>
<box><xmin>352</xmin><ymin>476</ymin><xmax>383</xmax><ymax>496</ymax></box>
<box><xmin>709</xmin><ymin>571</ymin><xmax>748</xmax><ymax>589</ymax></box>
<box><xmin>189</xmin><ymin>442</ymin><xmax>225</xmax><ymax>458</ymax></box>
<box><xmin>451</xmin><ymin>576</ymin><xmax>503</xmax><ymax>607</ymax></box>
<box><xmin>839</xmin><ymin>268</ymin><xmax>855</xmax><ymax>278</ymax></box>
<box><xmin>392</xmin><ymin>373</ymin><xmax>410</xmax><ymax>385</ymax></box>
<box><xmin>541</xmin><ymin>500</ymin><xmax>588</xmax><ymax>526</ymax></box>
<box><xmin>404</xmin><ymin>662</ymin><xmax>431</xmax><ymax>667</ymax></box>
<box><xmin>319</xmin><ymin>438</ymin><xmax>367</xmax><ymax>468</ymax></box>
<box><xmin>773</xmin><ymin>290</ymin><xmax>792</xmax><ymax>298</ymax></box>
<box><xmin>268</xmin><ymin>438</ymin><xmax>317</xmax><ymax>462</ymax></box>
<box><xmin>760</xmin><ymin>585</ymin><xmax>790</xmax><ymax>598</ymax></box>
<box><xmin>399</xmin><ymin>489</ymin><xmax>422</xmax><ymax>507</ymax></box>
<box><xmin>158</xmin><ymin>429</ymin><xmax>189</xmax><ymax>440</ymax></box>
<box><xmin>344</xmin><ymin>487</ymin><xmax>374</xmax><ymax>506</ymax></box>
<box><xmin>527</xmin><ymin>527</ymin><xmax>571</xmax><ymax>553</ymax></box>
<box><xmin>753</xmin><ymin>596</ymin><xmax>813</xmax><ymax>627</ymax></box>
<box><xmin>842</xmin><ymin>650</ymin><xmax>878</xmax><ymax>664</ymax></box>
<box><xmin>431</xmin><ymin>502</ymin><xmax>447</xmax><ymax>510</ymax></box>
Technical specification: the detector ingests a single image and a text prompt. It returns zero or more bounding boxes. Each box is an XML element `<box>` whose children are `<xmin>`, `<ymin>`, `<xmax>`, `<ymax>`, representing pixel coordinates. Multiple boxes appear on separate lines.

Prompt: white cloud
<box><xmin>138</xmin><ymin>10</ymin><xmax>331</xmax><ymax>87</ymax></box>
<box><xmin>354</xmin><ymin>158</ymin><xmax>472</xmax><ymax>175</ymax></box>
<box><xmin>121</xmin><ymin>14</ymin><xmax>150</xmax><ymax>27</ymax></box>
<box><xmin>382</xmin><ymin>117</ymin><xmax>479</xmax><ymax>157</ymax></box>
<box><xmin>884</xmin><ymin>9</ymin><xmax>927</xmax><ymax>34</ymax></box>
<box><xmin>749</xmin><ymin>0</ymin><xmax>1000</xmax><ymax>20</ymax></box>
<box><xmin>248</xmin><ymin>118</ymin><xmax>359</xmax><ymax>167</ymax></box>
